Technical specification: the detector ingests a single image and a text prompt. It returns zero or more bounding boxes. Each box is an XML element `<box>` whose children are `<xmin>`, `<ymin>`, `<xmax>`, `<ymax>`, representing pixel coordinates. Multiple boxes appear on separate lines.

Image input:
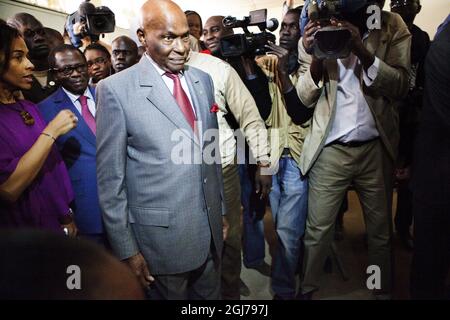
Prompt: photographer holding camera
<box><xmin>254</xmin><ymin>6</ymin><xmax>314</xmax><ymax>300</ymax></box>
<box><xmin>65</xmin><ymin>0</ymin><xmax>114</xmax><ymax>53</ymax></box>
<box><xmin>292</xmin><ymin>0</ymin><xmax>411</xmax><ymax>299</ymax></box>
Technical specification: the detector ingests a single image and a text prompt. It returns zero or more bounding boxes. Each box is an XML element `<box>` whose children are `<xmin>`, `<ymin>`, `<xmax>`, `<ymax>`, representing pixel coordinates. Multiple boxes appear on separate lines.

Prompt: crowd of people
<box><xmin>0</xmin><ymin>0</ymin><xmax>449</xmax><ymax>300</ymax></box>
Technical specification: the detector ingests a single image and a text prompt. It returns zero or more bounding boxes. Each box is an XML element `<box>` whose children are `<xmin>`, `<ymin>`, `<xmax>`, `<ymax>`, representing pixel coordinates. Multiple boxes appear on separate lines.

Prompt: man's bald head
<box><xmin>111</xmin><ymin>36</ymin><xmax>139</xmax><ymax>72</ymax></box>
<box><xmin>7</xmin><ymin>12</ymin><xmax>42</xmax><ymax>32</ymax></box>
<box><xmin>138</xmin><ymin>0</ymin><xmax>187</xmax><ymax>33</ymax></box>
<box><xmin>137</xmin><ymin>0</ymin><xmax>190</xmax><ymax>73</ymax></box>
<box><xmin>203</xmin><ymin>16</ymin><xmax>234</xmax><ymax>55</ymax></box>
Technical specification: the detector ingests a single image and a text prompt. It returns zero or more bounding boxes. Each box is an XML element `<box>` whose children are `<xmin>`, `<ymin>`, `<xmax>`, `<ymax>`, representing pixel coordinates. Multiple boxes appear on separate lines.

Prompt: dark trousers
<box><xmin>411</xmin><ymin>197</ymin><xmax>450</xmax><ymax>299</ymax></box>
<box><xmin>395</xmin><ymin>181</ymin><xmax>413</xmax><ymax>234</ymax></box>
<box><xmin>221</xmin><ymin>164</ymin><xmax>242</xmax><ymax>300</ymax></box>
<box><xmin>146</xmin><ymin>249</ymin><xmax>221</xmax><ymax>300</ymax></box>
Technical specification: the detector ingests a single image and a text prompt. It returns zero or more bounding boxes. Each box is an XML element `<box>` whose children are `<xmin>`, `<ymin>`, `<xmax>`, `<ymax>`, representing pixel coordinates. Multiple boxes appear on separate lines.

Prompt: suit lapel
<box><xmin>138</xmin><ymin>58</ymin><xmax>199</xmax><ymax>147</ymax></box>
<box><xmin>55</xmin><ymin>88</ymin><xmax>96</xmax><ymax>147</ymax></box>
<box><xmin>184</xmin><ymin>68</ymin><xmax>205</xmax><ymax>146</ymax></box>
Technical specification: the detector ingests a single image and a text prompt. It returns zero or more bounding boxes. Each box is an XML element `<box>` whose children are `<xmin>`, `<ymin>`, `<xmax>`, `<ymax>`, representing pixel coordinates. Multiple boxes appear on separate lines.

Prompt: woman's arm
<box><xmin>0</xmin><ymin>109</ymin><xmax>77</xmax><ymax>202</ymax></box>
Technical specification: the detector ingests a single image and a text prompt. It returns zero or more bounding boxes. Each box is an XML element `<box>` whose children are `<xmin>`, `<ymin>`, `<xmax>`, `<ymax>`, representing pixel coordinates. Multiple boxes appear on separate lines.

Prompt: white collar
<box><xmin>62</xmin><ymin>87</ymin><xmax>93</xmax><ymax>104</ymax></box>
<box><xmin>145</xmin><ymin>53</ymin><xmax>185</xmax><ymax>77</ymax></box>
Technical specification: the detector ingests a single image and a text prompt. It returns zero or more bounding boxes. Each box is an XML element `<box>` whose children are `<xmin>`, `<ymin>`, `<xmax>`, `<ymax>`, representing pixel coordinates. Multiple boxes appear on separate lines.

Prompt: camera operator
<box><xmin>65</xmin><ymin>1</ymin><xmax>112</xmax><ymax>53</ymax></box>
<box><xmin>203</xmin><ymin>16</ymin><xmax>271</xmax><ymax>299</ymax></box>
<box><xmin>294</xmin><ymin>1</ymin><xmax>411</xmax><ymax>299</ymax></box>
<box><xmin>389</xmin><ymin>0</ymin><xmax>430</xmax><ymax>251</ymax></box>
<box><xmin>202</xmin><ymin>15</ymin><xmax>273</xmax><ymax>299</ymax></box>
<box><xmin>254</xmin><ymin>6</ymin><xmax>314</xmax><ymax>300</ymax></box>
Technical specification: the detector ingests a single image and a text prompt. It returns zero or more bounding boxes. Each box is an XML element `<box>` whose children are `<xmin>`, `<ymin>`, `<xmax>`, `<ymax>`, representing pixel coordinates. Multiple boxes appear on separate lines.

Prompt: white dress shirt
<box><xmin>145</xmin><ymin>54</ymin><xmax>196</xmax><ymax>117</ymax></box>
<box><xmin>325</xmin><ymin>54</ymin><xmax>380</xmax><ymax>145</ymax></box>
<box><xmin>62</xmin><ymin>87</ymin><xmax>96</xmax><ymax>117</ymax></box>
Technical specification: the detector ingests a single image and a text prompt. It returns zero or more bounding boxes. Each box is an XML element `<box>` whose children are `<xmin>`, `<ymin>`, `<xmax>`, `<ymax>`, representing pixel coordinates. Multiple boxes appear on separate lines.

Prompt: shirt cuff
<box><xmin>363</xmin><ymin>57</ymin><xmax>380</xmax><ymax>86</ymax></box>
<box><xmin>256</xmin><ymin>154</ymin><xmax>271</xmax><ymax>164</ymax></box>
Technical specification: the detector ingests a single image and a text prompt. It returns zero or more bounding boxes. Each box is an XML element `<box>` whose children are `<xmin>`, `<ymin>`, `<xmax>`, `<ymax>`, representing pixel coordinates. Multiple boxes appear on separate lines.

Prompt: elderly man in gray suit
<box><xmin>96</xmin><ymin>0</ymin><xmax>225</xmax><ymax>300</ymax></box>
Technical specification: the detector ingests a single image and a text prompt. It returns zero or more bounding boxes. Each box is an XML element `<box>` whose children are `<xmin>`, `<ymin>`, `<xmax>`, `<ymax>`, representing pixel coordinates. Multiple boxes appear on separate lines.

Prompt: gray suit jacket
<box><xmin>96</xmin><ymin>57</ymin><xmax>225</xmax><ymax>275</ymax></box>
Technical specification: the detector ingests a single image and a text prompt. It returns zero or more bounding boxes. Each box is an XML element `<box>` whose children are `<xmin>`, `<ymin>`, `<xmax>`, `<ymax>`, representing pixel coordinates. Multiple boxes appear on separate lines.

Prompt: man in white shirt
<box><xmin>295</xmin><ymin>3</ymin><xmax>411</xmax><ymax>299</ymax></box>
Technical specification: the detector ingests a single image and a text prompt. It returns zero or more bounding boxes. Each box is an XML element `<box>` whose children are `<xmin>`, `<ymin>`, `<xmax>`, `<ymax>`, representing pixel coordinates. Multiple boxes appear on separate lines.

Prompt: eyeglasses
<box><xmin>23</xmin><ymin>28</ymin><xmax>46</xmax><ymax>39</ymax></box>
<box><xmin>87</xmin><ymin>57</ymin><xmax>109</xmax><ymax>68</ymax></box>
<box><xmin>51</xmin><ymin>63</ymin><xmax>88</xmax><ymax>76</ymax></box>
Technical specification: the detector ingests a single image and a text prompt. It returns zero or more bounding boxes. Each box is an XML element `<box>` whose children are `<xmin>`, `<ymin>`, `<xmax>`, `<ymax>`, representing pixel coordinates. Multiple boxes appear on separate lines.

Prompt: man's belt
<box><xmin>328</xmin><ymin>137</ymin><xmax>379</xmax><ymax>148</ymax></box>
<box><xmin>281</xmin><ymin>148</ymin><xmax>291</xmax><ymax>156</ymax></box>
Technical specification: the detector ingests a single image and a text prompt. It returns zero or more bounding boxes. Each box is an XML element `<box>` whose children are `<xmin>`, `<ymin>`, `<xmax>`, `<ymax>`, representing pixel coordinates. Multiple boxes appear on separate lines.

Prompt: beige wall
<box><xmin>1</xmin><ymin>0</ymin><xmax>449</xmax><ymax>43</ymax></box>
<box><xmin>0</xmin><ymin>0</ymin><xmax>129</xmax><ymax>45</ymax></box>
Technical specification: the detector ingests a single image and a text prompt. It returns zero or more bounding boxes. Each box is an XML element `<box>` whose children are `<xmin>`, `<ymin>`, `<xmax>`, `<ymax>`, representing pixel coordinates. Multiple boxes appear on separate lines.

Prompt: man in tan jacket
<box><xmin>295</xmin><ymin>4</ymin><xmax>411</xmax><ymax>298</ymax></box>
<box><xmin>186</xmin><ymin>51</ymin><xmax>271</xmax><ymax>299</ymax></box>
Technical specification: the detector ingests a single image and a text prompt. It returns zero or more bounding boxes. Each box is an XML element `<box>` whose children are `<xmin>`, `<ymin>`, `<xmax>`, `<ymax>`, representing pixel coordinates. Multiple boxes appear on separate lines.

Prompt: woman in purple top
<box><xmin>0</xmin><ymin>23</ymin><xmax>79</xmax><ymax>235</ymax></box>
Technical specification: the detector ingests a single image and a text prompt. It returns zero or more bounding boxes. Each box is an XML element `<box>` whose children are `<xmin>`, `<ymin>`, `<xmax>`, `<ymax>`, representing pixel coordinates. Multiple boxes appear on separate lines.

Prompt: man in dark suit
<box><xmin>38</xmin><ymin>44</ymin><xmax>105</xmax><ymax>246</ymax></box>
<box><xmin>96</xmin><ymin>0</ymin><xmax>225</xmax><ymax>300</ymax></box>
<box><xmin>410</xmin><ymin>19</ymin><xmax>450</xmax><ymax>300</ymax></box>
<box><xmin>7</xmin><ymin>13</ymin><xmax>57</xmax><ymax>103</ymax></box>
<box><xmin>390</xmin><ymin>0</ymin><xmax>430</xmax><ymax>250</ymax></box>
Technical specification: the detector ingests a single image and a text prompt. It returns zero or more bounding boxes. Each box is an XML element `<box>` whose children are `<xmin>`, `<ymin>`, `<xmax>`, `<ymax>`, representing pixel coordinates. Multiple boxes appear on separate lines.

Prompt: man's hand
<box><xmin>302</xmin><ymin>20</ymin><xmax>321</xmax><ymax>54</ymax></box>
<box><xmin>266</xmin><ymin>42</ymin><xmax>289</xmax><ymax>74</ymax></box>
<box><xmin>266</xmin><ymin>42</ymin><xmax>295</xmax><ymax>93</ymax></box>
<box><xmin>222</xmin><ymin>216</ymin><xmax>229</xmax><ymax>241</ymax></box>
<box><xmin>395</xmin><ymin>167</ymin><xmax>411</xmax><ymax>181</ymax></box>
<box><xmin>124</xmin><ymin>253</ymin><xmax>154</xmax><ymax>288</ymax></box>
<box><xmin>61</xmin><ymin>221</ymin><xmax>78</xmax><ymax>237</ymax></box>
<box><xmin>302</xmin><ymin>20</ymin><xmax>324</xmax><ymax>85</ymax></box>
<box><xmin>331</xmin><ymin>19</ymin><xmax>375</xmax><ymax>70</ymax></box>
<box><xmin>255</xmin><ymin>166</ymin><xmax>272</xmax><ymax>200</ymax></box>
<box><xmin>73</xmin><ymin>21</ymin><xmax>87</xmax><ymax>36</ymax></box>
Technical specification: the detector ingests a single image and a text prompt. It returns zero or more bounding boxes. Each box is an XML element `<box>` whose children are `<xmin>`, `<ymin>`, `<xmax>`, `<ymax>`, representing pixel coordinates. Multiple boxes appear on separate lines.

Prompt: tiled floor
<box><xmin>239</xmin><ymin>191</ymin><xmax>415</xmax><ymax>300</ymax></box>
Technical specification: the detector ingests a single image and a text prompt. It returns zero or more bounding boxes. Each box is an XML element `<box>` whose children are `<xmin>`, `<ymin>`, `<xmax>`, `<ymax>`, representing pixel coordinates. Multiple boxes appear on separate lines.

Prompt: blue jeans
<box><xmin>240</xmin><ymin>164</ymin><xmax>266</xmax><ymax>268</ymax></box>
<box><xmin>270</xmin><ymin>157</ymin><xmax>308</xmax><ymax>299</ymax></box>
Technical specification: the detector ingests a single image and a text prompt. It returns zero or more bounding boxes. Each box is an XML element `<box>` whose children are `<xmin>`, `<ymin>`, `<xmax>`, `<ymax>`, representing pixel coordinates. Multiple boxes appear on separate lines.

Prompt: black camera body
<box><xmin>68</xmin><ymin>1</ymin><xmax>115</xmax><ymax>37</ymax></box>
<box><xmin>220</xmin><ymin>9</ymin><xmax>279</xmax><ymax>58</ymax></box>
<box><xmin>307</xmin><ymin>0</ymin><xmax>370</xmax><ymax>59</ymax></box>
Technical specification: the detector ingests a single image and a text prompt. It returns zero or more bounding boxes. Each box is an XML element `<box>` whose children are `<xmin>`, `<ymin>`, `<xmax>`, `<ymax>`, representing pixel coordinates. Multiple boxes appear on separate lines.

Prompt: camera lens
<box><xmin>315</xmin><ymin>28</ymin><xmax>351</xmax><ymax>56</ymax></box>
<box><xmin>93</xmin><ymin>16</ymin><xmax>107</xmax><ymax>28</ymax></box>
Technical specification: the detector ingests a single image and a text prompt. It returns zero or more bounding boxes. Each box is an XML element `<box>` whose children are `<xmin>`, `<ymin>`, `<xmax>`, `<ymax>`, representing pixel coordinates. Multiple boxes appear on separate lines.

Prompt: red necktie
<box><xmin>164</xmin><ymin>72</ymin><xmax>196</xmax><ymax>132</ymax></box>
<box><xmin>79</xmin><ymin>95</ymin><xmax>96</xmax><ymax>135</ymax></box>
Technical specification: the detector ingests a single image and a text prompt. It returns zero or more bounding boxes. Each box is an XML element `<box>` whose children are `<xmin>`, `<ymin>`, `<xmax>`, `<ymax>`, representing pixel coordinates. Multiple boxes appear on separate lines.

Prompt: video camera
<box><xmin>303</xmin><ymin>0</ymin><xmax>371</xmax><ymax>59</ymax></box>
<box><xmin>219</xmin><ymin>9</ymin><xmax>279</xmax><ymax>58</ymax></box>
<box><xmin>66</xmin><ymin>0</ymin><xmax>115</xmax><ymax>47</ymax></box>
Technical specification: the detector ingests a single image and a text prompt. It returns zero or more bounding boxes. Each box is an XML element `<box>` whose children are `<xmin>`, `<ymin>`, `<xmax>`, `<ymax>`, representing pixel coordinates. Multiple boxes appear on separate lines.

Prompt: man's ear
<box><xmin>136</xmin><ymin>28</ymin><xmax>146</xmax><ymax>47</ymax></box>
